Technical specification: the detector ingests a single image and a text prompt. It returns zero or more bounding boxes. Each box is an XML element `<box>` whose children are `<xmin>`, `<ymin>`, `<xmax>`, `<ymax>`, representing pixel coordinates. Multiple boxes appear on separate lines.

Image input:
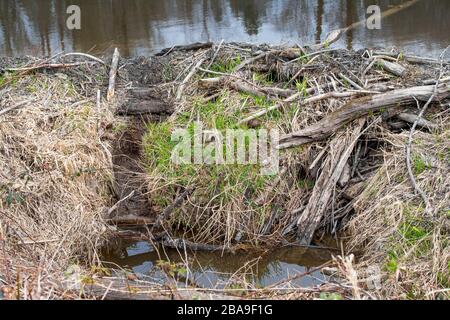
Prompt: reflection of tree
<box><xmin>229</xmin><ymin>0</ymin><xmax>266</xmax><ymax>36</ymax></box>
<box><xmin>0</xmin><ymin>0</ymin><xmax>449</xmax><ymax>56</ymax></box>
<box><xmin>316</xmin><ymin>0</ymin><xmax>324</xmax><ymax>42</ymax></box>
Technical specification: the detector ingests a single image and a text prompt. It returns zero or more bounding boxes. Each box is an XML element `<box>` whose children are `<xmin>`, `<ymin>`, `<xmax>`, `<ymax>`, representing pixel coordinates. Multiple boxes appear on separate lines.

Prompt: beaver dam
<box><xmin>0</xmin><ymin>41</ymin><xmax>449</xmax><ymax>300</ymax></box>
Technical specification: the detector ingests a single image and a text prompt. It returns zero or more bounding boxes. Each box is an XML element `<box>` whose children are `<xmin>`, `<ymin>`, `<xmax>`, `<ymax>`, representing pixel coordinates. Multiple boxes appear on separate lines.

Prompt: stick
<box><xmin>176</xmin><ymin>58</ymin><xmax>206</xmax><ymax>100</ymax></box>
<box><xmin>106</xmin><ymin>215</ymin><xmax>154</xmax><ymax>226</ymax></box>
<box><xmin>204</xmin><ymin>39</ymin><xmax>224</xmax><ymax>71</ymax></box>
<box><xmin>107</xmin><ymin>191</ymin><xmax>135</xmax><ymax>216</ymax></box>
<box><xmin>238</xmin><ymin>91</ymin><xmax>357</xmax><ymax>125</ymax></box>
<box><xmin>397</xmin><ymin>113</ymin><xmax>438</xmax><ymax>130</ymax></box>
<box><xmin>405</xmin><ymin>45</ymin><xmax>449</xmax><ymax>215</ymax></box>
<box><xmin>60</xmin><ymin>52</ymin><xmax>106</xmax><ymax>66</ymax></box>
<box><xmin>0</xmin><ymin>99</ymin><xmax>36</xmax><ymax>116</ymax></box>
<box><xmin>107</xmin><ymin>48</ymin><xmax>120</xmax><ymax>102</ymax></box>
<box><xmin>5</xmin><ymin>62</ymin><xmax>90</xmax><ymax>72</ymax></box>
<box><xmin>339</xmin><ymin>73</ymin><xmax>363</xmax><ymax>90</ymax></box>
<box><xmin>155</xmin><ymin>42</ymin><xmax>213</xmax><ymax>56</ymax></box>
<box><xmin>150</xmin><ymin>188</ymin><xmax>194</xmax><ymax>234</ymax></box>
<box><xmin>373</xmin><ymin>51</ymin><xmax>450</xmax><ymax>65</ymax></box>
<box><xmin>377</xmin><ymin>59</ymin><xmax>406</xmax><ymax>77</ymax></box>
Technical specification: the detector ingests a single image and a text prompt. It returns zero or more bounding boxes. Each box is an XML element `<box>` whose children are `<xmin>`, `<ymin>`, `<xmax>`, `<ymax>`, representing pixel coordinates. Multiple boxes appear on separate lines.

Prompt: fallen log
<box><xmin>279</xmin><ymin>83</ymin><xmax>450</xmax><ymax>149</ymax></box>
<box><xmin>397</xmin><ymin>112</ymin><xmax>438</xmax><ymax>130</ymax></box>
<box><xmin>155</xmin><ymin>42</ymin><xmax>213</xmax><ymax>56</ymax></box>
<box><xmin>296</xmin><ymin>118</ymin><xmax>366</xmax><ymax>245</ymax></box>
<box><xmin>106</xmin><ymin>215</ymin><xmax>154</xmax><ymax>226</ymax></box>
<box><xmin>116</xmin><ymin>99</ymin><xmax>174</xmax><ymax>115</ymax></box>
<box><xmin>377</xmin><ymin>59</ymin><xmax>406</xmax><ymax>77</ymax></box>
<box><xmin>373</xmin><ymin>51</ymin><xmax>450</xmax><ymax>65</ymax></box>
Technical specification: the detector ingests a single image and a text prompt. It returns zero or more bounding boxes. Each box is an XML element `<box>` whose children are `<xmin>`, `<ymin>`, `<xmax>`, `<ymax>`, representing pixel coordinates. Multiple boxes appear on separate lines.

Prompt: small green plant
<box><xmin>112</xmin><ymin>122</ymin><xmax>127</xmax><ymax>133</ymax></box>
<box><xmin>295</xmin><ymin>77</ymin><xmax>309</xmax><ymax>98</ymax></box>
<box><xmin>385</xmin><ymin>251</ymin><xmax>399</xmax><ymax>273</ymax></box>
<box><xmin>156</xmin><ymin>260</ymin><xmax>187</xmax><ymax>278</ymax></box>
<box><xmin>252</xmin><ymin>72</ymin><xmax>274</xmax><ymax>85</ymax></box>
<box><xmin>210</xmin><ymin>55</ymin><xmax>242</xmax><ymax>74</ymax></box>
<box><xmin>5</xmin><ymin>191</ymin><xmax>24</xmax><ymax>206</ymax></box>
<box><xmin>412</xmin><ymin>155</ymin><xmax>429</xmax><ymax>175</ymax></box>
<box><xmin>319</xmin><ymin>292</ymin><xmax>343</xmax><ymax>300</ymax></box>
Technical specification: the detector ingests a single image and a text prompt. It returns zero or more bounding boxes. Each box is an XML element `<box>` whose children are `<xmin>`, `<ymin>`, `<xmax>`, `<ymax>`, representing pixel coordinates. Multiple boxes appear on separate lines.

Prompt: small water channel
<box><xmin>103</xmin><ymin>239</ymin><xmax>336</xmax><ymax>289</ymax></box>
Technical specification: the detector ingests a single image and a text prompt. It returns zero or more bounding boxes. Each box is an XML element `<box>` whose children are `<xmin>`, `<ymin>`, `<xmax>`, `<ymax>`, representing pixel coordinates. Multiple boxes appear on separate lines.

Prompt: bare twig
<box><xmin>0</xmin><ymin>99</ymin><xmax>36</xmax><ymax>116</ymax></box>
<box><xmin>176</xmin><ymin>58</ymin><xmax>206</xmax><ymax>100</ymax></box>
<box><xmin>405</xmin><ymin>46</ymin><xmax>449</xmax><ymax>215</ymax></box>
<box><xmin>107</xmin><ymin>48</ymin><xmax>120</xmax><ymax>101</ymax></box>
<box><xmin>60</xmin><ymin>52</ymin><xmax>106</xmax><ymax>66</ymax></box>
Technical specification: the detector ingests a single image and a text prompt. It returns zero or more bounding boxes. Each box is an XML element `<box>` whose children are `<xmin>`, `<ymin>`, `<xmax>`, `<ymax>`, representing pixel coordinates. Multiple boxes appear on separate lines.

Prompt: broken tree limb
<box><xmin>5</xmin><ymin>62</ymin><xmax>91</xmax><ymax>73</ymax></box>
<box><xmin>107</xmin><ymin>48</ymin><xmax>120</xmax><ymax>102</ymax></box>
<box><xmin>374</xmin><ymin>51</ymin><xmax>450</xmax><ymax>65</ymax></box>
<box><xmin>107</xmin><ymin>191</ymin><xmax>136</xmax><ymax>216</ymax></box>
<box><xmin>339</xmin><ymin>73</ymin><xmax>363</xmax><ymax>90</ymax></box>
<box><xmin>239</xmin><ymin>91</ymin><xmax>358</xmax><ymax>126</ymax></box>
<box><xmin>0</xmin><ymin>98</ymin><xmax>37</xmax><ymax>116</ymax></box>
<box><xmin>198</xmin><ymin>75</ymin><xmax>295</xmax><ymax>99</ymax></box>
<box><xmin>155</xmin><ymin>42</ymin><xmax>213</xmax><ymax>56</ymax></box>
<box><xmin>234</xmin><ymin>51</ymin><xmax>272</xmax><ymax>72</ymax></box>
<box><xmin>60</xmin><ymin>52</ymin><xmax>107</xmax><ymax>66</ymax></box>
<box><xmin>397</xmin><ymin>113</ymin><xmax>438</xmax><ymax>130</ymax></box>
<box><xmin>150</xmin><ymin>188</ymin><xmax>194</xmax><ymax>234</ymax></box>
<box><xmin>296</xmin><ymin>118</ymin><xmax>366</xmax><ymax>245</ymax></box>
<box><xmin>279</xmin><ymin>84</ymin><xmax>450</xmax><ymax>149</ymax></box>
<box><xmin>106</xmin><ymin>215</ymin><xmax>154</xmax><ymax>226</ymax></box>
<box><xmin>377</xmin><ymin>59</ymin><xmax>406</xmax><ymax>77</ymax></box>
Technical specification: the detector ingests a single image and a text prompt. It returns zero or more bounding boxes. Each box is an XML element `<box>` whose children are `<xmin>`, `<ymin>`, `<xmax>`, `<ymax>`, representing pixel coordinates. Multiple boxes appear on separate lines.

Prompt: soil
<box><xmin>108</xmin><ymin>56</ymin><xmax>174</xmax><ymax>221</ymax></box>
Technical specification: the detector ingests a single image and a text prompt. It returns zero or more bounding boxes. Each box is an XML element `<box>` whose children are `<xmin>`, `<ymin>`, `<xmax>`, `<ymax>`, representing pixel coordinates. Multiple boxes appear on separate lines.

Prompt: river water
<box><xmin>1</xmin><ymin>0</ymin><xmax>448</xmax><ymax>289</ymax></box>
<box><xmin>0</xmin><ymin>0</ymin><xmax>449</xmax><ymax>58</ymax></box>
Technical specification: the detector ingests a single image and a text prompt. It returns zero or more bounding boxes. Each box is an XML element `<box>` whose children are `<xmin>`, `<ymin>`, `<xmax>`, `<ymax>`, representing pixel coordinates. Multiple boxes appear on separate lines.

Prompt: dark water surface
<box><xmin>104</xmin><ymin>240</ymin><xmax>335</xmax><ymax>288</ymax></box>
<box><xmin>0</xmin><ymin>0</ymin><xmax>449</xmax><ymax>57</ymax></box>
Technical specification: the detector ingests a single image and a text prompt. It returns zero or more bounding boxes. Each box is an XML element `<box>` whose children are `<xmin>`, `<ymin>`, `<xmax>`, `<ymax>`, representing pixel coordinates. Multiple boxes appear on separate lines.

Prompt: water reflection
<box><xmin>104</xmin><ymin>240</ymin><xmax>333</xmax><ymax>288</ymax></box>
<box><xmin>0</xmin><ymin>0</ymin><xmax>448</xmax><ymax>57</ymax></box>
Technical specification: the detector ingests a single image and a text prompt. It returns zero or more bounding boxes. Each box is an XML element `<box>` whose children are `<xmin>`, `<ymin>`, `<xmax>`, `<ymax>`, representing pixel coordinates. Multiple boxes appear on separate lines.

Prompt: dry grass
<box><xmin>346</xmin><ymin>123</ymin><xmax>450</xmax><ymax>299</ymax></box>
<box><xmin>0</xmin><ymin>71</ymin><xmax>114</xmax><ymax>299</ymax></box>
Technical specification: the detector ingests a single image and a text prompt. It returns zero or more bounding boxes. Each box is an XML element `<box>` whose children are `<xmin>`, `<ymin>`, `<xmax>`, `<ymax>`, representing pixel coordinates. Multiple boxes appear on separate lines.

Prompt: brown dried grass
<box><xmin>346</xmin><ymin>122</ymin><xmax>450</xmax><ymax>299</ymax></box>
<box><xmin>0</xmin><ymin>71</ymin><xmax>114</xmax><ymax>299</ymax></box>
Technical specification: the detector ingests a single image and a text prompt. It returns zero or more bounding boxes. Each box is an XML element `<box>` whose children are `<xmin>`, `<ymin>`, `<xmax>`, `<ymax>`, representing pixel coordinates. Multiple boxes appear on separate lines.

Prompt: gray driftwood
<box><xmin>279</xmin><ymin>84</ymin><xmax>450</xmax><ymax>149</ymax></box>
<box><xmin>296</xmin><ymin>118</ymin><xmax>366</xmax><ymax>245</ymax></box>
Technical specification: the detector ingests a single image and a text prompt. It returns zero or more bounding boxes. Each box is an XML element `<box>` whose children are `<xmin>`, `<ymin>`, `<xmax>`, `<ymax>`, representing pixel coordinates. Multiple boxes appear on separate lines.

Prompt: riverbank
<box><xmin>0</xmin><ymin>42</ymin><xmax>449</xmax><ymax>300</ymax></box>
